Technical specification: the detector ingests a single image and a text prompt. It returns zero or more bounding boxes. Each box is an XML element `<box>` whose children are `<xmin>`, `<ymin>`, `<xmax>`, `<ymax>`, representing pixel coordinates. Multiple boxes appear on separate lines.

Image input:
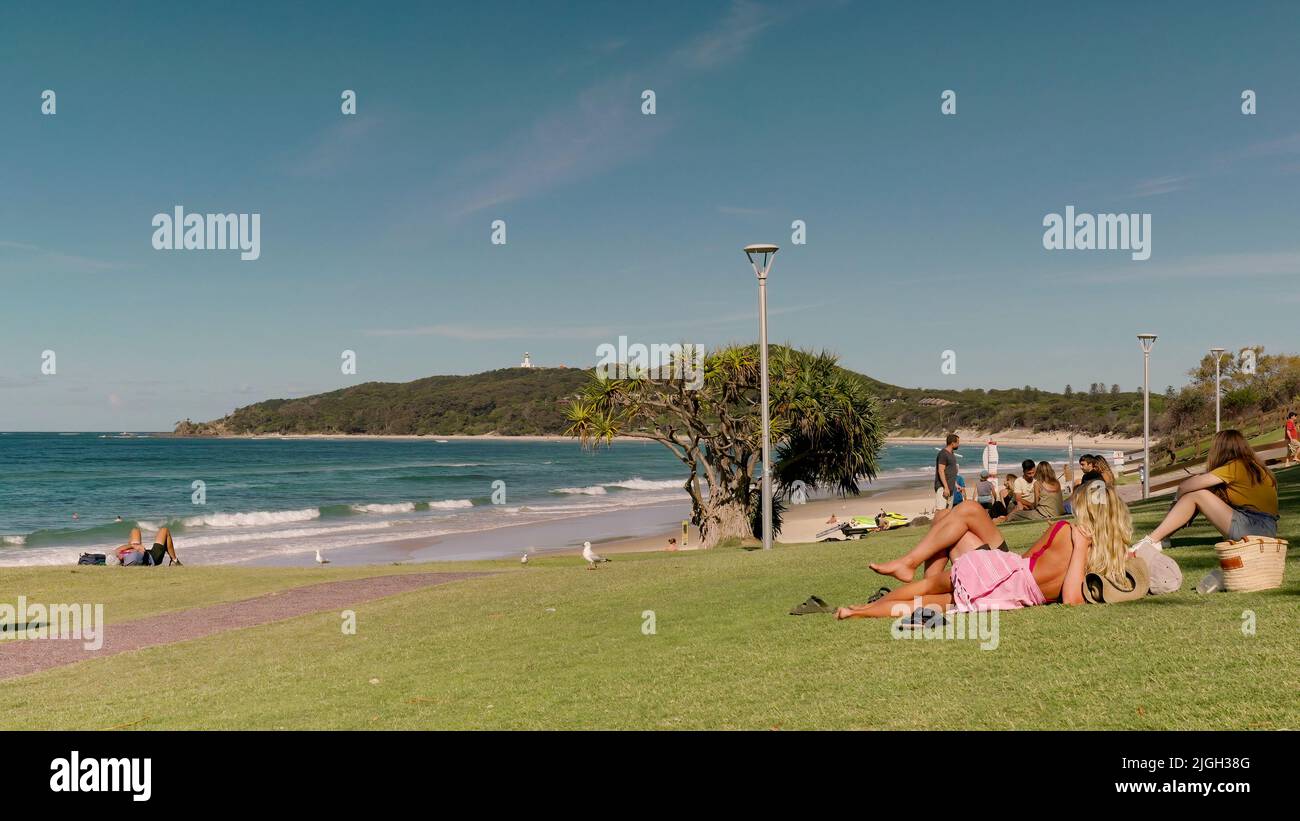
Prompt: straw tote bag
<box><xmin>1214</xmin><ymin>536</ymin><xmax>1288</xmax><ymax>592</ymax></box>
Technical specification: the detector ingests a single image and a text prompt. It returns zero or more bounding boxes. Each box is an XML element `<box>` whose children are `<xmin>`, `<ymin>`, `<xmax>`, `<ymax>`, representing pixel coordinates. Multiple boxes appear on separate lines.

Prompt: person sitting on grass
<box><xmin>1129</xmin><ymin>429</ymin><xmax>1278</xmax><ymax>553</ymax></box>
<box><xmin>975</xmin><ymin>470</ymin><xmax>996</xmax><ymax>511</ymax></box>
<box><xmin>996</xmin><ymin>461</ymin><xmax>1064</xmax><ymax>523</ymax></box>
<box><xmin>1009</xmin><ymin>459</ymin><xmax>1037</xmax><ymax>513</ymax></box>
<box><xmin>993</xmin><ymin>471</ymin><xmax>1018</xmax><ymax>517</ymax></box>
<box><xmin>839</xmin><ymin>481</ymin><xmax>1129</xmax><ymax>618</ymax></box>
<box><xmin>114</xmin><ymin>526</ymin><xmax>183</xmax><ymax>566</ymax></box>
<box><xmin>1090</xmin><ymin>454</ymin><xmax>1117</xmax><ymax>487</ymax></box>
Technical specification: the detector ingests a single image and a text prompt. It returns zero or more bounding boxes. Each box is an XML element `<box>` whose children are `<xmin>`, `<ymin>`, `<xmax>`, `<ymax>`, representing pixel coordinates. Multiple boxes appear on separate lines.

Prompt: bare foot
<box><xmin>835</xmin><ymin>606</ymin><xmax>866</xmax><ymax>620</ymax></box>
<box><xmin>868</xmin><ymin>559</ymin><xmax>914</xmax><ymax>582</ymax></box>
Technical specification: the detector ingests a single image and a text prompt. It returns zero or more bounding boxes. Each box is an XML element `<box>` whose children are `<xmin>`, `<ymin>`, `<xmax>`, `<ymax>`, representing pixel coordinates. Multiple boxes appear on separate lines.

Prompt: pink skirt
<box><xmin>950</xmin><ymin>550</ymin><xmax>1046</xmax><ymax>612</ymax></box>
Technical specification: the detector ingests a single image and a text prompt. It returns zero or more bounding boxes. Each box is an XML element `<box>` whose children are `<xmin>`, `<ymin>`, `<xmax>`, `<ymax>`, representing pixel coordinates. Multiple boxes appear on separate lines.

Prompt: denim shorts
<box><xmin>1228</xmin><ymin>507</ymin><xmax>1278</xmax><ymax>540</ymax></box>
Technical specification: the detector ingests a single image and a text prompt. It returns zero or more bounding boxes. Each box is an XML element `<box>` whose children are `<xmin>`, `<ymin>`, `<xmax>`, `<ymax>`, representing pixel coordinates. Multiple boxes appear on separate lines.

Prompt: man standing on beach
<box><xmin>934</xmin><ymin>434</ymin><xmax>960</xmax><ymax>511</ymax></box>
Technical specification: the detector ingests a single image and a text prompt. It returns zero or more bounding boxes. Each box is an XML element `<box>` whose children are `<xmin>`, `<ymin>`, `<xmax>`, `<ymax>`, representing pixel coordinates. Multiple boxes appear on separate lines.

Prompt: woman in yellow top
<box><xmin>1130</xmin><ymin>429</ymin><xmax>1278</xmax><ymax>553</ymax></box>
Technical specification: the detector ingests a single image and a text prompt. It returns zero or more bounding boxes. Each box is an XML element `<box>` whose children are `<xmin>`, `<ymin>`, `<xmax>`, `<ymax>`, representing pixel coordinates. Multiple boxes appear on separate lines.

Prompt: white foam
<box><xmin>1</xmin><ymin>535</ymin><xmax>26</xmax><ymax>546</ymax></box>
<box><xmin>608</xmin><ymin>477</ymin><xmax>683</xmax><ymax>491</ymax></box>
<box><xmin>554</xmin><ymin>485</ymin><xmax>607</xmax><ymax>495</ymax></box>
<box><xmin>352</xmin><ymin>502</ymin><xmax>417</xmax><ymax>514</ymax></box>
<box><xmin>181</xmin><ymin>508</ymin><xmax>322</xmax><ymax>528</ymax></box>
<box><xmin>428</xmin><ymin>499</ymin><xmax>474</xmax><ymax>510</ymax></box>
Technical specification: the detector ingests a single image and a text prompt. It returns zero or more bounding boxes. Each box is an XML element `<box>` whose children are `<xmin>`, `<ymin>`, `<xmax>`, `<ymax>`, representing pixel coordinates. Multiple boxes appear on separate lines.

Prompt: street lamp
<box><xmin>744</xmin><ymin>243</ymin><xmax>779</xmax><ymax>550</ymax></box>
<box><xmin>1138</xmin><ymin>333</ymin><xmax>1157</xmax><ymax>499</ymax></box>
<box><xmin>1210</xmin><ymin>347</ymin><xmax>1226</xmax><ymax>432</ymax></box>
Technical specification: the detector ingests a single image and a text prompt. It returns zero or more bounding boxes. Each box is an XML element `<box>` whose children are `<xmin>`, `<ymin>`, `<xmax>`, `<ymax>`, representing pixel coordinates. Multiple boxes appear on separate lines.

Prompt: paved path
<box><xmin>0</xmin><ymin>571</ymin><xmax>487</xmax><ymax>681</ymax></box>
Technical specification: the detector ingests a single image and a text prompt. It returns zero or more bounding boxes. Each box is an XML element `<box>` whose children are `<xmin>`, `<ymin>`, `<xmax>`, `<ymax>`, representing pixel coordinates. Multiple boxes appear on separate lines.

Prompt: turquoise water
<box><xmin>0</xmin><ymin>434</ymin><xmax>1068</xmax><ymax>565</ymax></box>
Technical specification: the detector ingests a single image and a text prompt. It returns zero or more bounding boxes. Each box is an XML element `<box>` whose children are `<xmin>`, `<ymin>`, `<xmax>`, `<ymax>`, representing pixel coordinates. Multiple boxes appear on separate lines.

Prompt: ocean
<box><xmin>0</xmin><ymin>433</ymin><xmax>1071</xmax><ymax>566</ymax></box>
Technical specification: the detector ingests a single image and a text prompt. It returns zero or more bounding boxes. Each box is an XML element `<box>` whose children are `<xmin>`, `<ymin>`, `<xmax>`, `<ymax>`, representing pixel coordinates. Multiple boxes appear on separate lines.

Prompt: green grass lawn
<box><xmin>2</xmin><ymin>471</ymin><xmax>1298</xmax><ymax>730</ymax></box>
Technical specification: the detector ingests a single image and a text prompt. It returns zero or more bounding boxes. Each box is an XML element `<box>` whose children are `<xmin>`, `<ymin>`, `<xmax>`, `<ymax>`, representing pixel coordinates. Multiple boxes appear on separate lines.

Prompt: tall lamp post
<box><xmin>1210</xmin><ymin>347</ymin><xmax>1225</xmax><ymax>432</ymax></box>
<box><xmin>744</xmin><ymin>243</ymin><xmax>779</xmax><ymax>550</ymax></box>
<box><xmin>1138</xmin><ymin>333</ymin><xmax>1157</xmax><ymax>499</ymax></box>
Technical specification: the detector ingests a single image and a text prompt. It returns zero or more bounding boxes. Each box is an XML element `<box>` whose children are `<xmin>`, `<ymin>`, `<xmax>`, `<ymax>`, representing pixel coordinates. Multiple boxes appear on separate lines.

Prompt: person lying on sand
<box><xmin>836</xmin><ymin>481</ymin><xmax>1128</xmax><ymax>619</ymax></box>
<box><xmin>114</xmin><ymin>526</ymin><xmax>182</xmax><ymax>566</ymax></box>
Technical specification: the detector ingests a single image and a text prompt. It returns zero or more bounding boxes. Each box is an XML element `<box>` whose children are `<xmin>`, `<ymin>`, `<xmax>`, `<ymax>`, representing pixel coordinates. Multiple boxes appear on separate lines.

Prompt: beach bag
<box><xmin>1214</xmin><ymin>536</ymin><xmax>1288</xmax><ymax>592</ymax></box>
<box><xmin>1134</xmin><ymin>542</ymin><xmax>1182</xmax><ymax>595</ymax></box>
<box><xmin>77</xmin><ymin>553</ymin><xmax>107</xmax><ymax>566</ymax></box>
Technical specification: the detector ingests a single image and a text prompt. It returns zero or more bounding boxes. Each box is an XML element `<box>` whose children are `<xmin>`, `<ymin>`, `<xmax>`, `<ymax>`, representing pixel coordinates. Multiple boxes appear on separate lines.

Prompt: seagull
<box><xmin>315</xmin><ymin>549</ymin><xmax>330</xmax><ymax>565</ymax></box>
<box><xmin>581</xmin><ymin>540</ymin><xmax>608</xmax><ymax>569</ymax></box>
<box><xmin>520</xmin><ymin>552</ymin><xmax>529</xmax><ymax>564</ymax></box>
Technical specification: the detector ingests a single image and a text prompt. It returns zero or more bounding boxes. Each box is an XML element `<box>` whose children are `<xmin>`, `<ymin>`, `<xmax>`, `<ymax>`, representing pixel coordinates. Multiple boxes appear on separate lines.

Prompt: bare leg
<box><xmin>923</xmin><ymin>529</ymin><xmax>986</xmax><ymax>579</ymax></box>
<box><xmin>1146</xmin><ymin>489</ymin><xmax>1236</xmax><ymax>543</ymax></box>
<box><xmin>156</xmin><ymin>527</ymin><xmax>181</xmax><ymax>564</ymax></box>
<box><xmin>870</xmin><ymin>501</ymin><xmax>1003</xmax><ymax>582</ymax></box>
<box><xmin>837</xmin><ymin>572</ymin><xmax>955</xmax><ymax>619</ymax></box>
<box><xmin>922</xmin><ymin>509</ymin><xmax>952</xmax><ymax>579</ymax></box>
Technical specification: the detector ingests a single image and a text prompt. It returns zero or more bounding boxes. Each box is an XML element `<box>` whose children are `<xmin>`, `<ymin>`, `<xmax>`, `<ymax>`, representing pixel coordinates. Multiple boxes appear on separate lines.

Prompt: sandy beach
<box><xmin>885</xmin><ymin>430</ymin><xmax>1144</xmax><ymax>449</ymax></box>
<box><xmin>180</xmin><ymin>430</ymin><xmax>1145</xmax><ymax>450</ymax></box>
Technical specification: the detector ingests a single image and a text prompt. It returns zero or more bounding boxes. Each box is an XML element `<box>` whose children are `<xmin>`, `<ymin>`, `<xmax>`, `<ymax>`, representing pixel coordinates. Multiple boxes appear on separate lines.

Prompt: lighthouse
<box><xmin>520</xmin><ymin>352</ymin><xmax>533</xmax><ymax>369</ymax></box>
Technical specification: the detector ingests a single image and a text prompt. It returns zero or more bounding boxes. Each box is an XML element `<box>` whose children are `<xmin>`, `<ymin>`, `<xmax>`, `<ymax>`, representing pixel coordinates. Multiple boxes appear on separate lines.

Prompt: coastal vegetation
<box><xmin>562</xmin><ymin>346</ymin><xmax>883</xmax><ymax>547</ymax></box>
<box><xmin>175</xmin><ymin>346</ymin><xmax>1300</xmax><ymax>444</ymax></box>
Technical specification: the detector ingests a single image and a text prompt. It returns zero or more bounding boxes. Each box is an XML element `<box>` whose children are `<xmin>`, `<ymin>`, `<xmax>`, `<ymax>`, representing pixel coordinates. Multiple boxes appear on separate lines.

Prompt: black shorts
<box><xmin>146</xmin><ymin>543</ymin><xmax>167</xmax><ymax>565</ymax></box>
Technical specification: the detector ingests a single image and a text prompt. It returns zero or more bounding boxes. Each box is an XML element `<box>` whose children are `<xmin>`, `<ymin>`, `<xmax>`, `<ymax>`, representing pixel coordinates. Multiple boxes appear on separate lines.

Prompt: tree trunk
<box><xmin>695</xmin><ymin>493</ymin><xmax>753</xmax><ymax>548</ymax></box>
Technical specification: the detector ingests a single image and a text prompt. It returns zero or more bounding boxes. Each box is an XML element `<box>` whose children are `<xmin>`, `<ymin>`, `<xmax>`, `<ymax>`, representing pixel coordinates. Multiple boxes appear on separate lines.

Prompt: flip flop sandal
<box><xmin>866</xmin><ymin>586</ymin><xmax>890</xmax><ymax>604</ymax></box>
<box><xmin>896</xmin><ymin>606</ymin><xmax>947</xmax><ymax>630</ymax></box>
<box><xmin>789</xmin><ymin>595</ymin><xmax>834</xmax><ymax>615</ymax></box>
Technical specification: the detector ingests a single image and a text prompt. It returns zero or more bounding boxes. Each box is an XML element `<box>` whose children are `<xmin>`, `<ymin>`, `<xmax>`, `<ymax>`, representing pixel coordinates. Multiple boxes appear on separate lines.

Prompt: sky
<box><xmin>2</xmin><ymin>0</ymin><xmax>1299</xmax><ymax>430</ymax></box>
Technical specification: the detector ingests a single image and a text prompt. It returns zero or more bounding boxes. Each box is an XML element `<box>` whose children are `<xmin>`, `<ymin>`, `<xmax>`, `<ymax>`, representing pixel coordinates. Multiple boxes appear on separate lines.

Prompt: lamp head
<box><xmin>1137</xmin><ymin>333</ymin><xmax>1157</xmax><ymax>353</ymax></box>
<box><xmin>743</xmin><ymin>244</ymin><xmax>779</xmax><ymax>278</ymax></box>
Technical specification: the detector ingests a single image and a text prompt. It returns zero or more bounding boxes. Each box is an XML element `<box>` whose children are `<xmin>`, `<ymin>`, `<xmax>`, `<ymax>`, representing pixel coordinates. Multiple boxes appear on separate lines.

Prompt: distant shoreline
<box><xmin>159</xmin><ymin>430</ymin><xmax>1145</xmax><ymax>449</ymax></box>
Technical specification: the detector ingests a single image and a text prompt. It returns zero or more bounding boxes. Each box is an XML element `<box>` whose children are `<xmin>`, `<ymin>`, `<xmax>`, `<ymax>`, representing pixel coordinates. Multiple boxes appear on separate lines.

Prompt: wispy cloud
<box><xmin>1239</xmin><ymin>131</ymin><xmax>1300</xmax><ymax>159</ymax></box>
<box><xmin>420</xmin><ymin>0</ymin><xmax>788</xmax><ymax>220</ymax></box>
<box><xmin>286</xmin><ymin>116</ymin><xmax>384</xmax><ymax>178</ymax></box>
<box><xmin>1129</xmin><ymin>175</ymin><xmax>1191</xmax><ymax>198</ymax></box>
<box><xmin>1067</xmin><ymin>251</ymin><xmax>1300</xmax><ymax>284</ymax></box>
<box><xmin>0</xmin><ymin>240</ymin><xmax>119</xmax><ymax>274</ymax></box>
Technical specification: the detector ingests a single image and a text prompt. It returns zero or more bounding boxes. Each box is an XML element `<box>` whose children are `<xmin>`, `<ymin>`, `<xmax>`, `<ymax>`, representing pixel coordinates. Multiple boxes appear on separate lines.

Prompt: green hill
<box><xmin>176</xmin><ymin>368</ymin><xmax>592</xmax><ymax>436</ymax></box>
<box><xmin>176</xmin><ymin>366</ymin><xmax>1155</xmax><ymax>437</ymax></box>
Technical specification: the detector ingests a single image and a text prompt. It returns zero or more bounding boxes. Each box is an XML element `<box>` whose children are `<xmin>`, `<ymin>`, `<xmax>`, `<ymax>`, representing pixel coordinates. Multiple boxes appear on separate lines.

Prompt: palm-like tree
<box><xmin>563</xmin><ymin>344</ymin><xmax>883</xmax><ymax>548</ymax></box>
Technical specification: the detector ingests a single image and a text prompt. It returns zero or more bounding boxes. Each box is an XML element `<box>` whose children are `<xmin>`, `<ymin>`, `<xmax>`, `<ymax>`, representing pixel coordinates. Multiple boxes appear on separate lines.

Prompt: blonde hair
<box><xmin>1070</xmin><ymin>480</ymin><xmax>1131</xmax><ymax>580</ymax></box>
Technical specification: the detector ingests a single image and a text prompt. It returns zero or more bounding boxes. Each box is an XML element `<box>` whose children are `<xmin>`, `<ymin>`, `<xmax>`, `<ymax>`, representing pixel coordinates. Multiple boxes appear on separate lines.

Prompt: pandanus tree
<box><xmin>563</xmin><ymin>344</ymin><xmax>884</xmax><ymax>548</ymax></box>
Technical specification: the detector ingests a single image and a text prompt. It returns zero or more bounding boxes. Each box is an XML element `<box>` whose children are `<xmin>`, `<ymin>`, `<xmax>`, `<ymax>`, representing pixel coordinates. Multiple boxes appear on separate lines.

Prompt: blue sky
<box><xmin>2</xmin><ymin>0</ymin><xmax>1299</xmax><ymax>430</ymax></box>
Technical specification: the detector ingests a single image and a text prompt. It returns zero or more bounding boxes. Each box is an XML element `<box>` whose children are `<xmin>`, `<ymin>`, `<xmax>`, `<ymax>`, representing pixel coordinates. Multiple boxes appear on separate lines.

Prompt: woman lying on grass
<box><xmin>837</xmin><ymin>481</ymin><xmax>1130</xmax><ymax>619</ymax></box>
<box><xmin>1129</xmin><ymin>429</ymin><xmax>1278</xmax><ymax>553</ymax></box>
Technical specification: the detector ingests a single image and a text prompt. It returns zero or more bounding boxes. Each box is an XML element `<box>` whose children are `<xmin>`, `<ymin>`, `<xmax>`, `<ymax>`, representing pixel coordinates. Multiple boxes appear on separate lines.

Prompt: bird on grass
<box><xmin>581</xmin><ymin>540</ymin><xmax>609</xmax><ymax>570</ymax></box>
<box><xmin>521</xmin><ymin>552</ymin><xmax>529</xmax><ymax>565</ymax></box>
<box><xmin>315</xmin><ymin>549</ymin><xmax>330</xmax><ymax>565</ymax></box>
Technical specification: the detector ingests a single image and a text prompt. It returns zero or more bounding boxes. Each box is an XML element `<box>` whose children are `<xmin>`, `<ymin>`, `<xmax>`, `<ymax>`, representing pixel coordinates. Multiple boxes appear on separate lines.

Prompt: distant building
<box><xmin>520</xmin><ymin>352</ymin><xmax>533</xmax><ymax>368</ymax></box>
